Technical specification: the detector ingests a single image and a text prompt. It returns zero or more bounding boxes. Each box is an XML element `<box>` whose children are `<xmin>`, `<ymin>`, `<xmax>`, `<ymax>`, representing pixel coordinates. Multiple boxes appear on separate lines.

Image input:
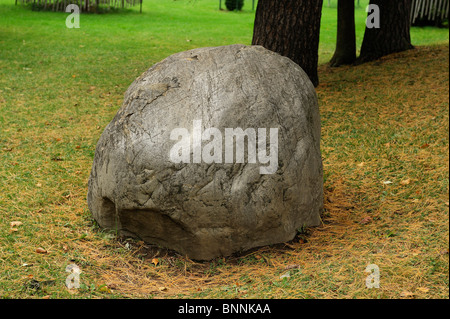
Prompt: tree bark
<box><xmin>330</xmin><ymin>0</ymin><xmax>356</xmax><ymax>67</ymax></box>
<box><xmin>252</xmin><ymin>0</ymin><xmax>324</xmax><ymax>87</ymax></box>
<box><xmin>357</xmin><ymin>0</ymin><xmax>414</xmax><ymax>64</ymax></box>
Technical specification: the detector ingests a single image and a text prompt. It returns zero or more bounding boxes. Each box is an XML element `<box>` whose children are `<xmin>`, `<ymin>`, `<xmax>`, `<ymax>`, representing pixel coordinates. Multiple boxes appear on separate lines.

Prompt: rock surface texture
<box><xmin>87</xmin><ymin>44</ymin><xmax>323</xmax><ymax>260</ymax></box>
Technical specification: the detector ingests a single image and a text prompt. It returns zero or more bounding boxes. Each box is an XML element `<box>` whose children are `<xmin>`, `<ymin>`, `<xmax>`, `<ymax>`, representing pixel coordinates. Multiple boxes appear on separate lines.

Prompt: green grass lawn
<box><xmin>0</xmin><ymin>0</ymin><xmax>448</xmax><ymax>299</ymax></box>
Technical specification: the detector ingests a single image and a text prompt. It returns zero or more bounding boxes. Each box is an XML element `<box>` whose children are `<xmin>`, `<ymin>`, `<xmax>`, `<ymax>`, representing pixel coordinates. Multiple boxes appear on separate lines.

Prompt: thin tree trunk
<box><xmin>330</xmin><ymin>0</ymin><xmax>356</xmax><ymax>66</ymax></box>
<box><xmin>252</xmin><ymin>0</ymin><xmax>324</xmax><ymax>87</ymax></box>
<box><xmin>357</xmin><ymin>0</ymin><xmax>414</xmax><ymax>64</ymax></box>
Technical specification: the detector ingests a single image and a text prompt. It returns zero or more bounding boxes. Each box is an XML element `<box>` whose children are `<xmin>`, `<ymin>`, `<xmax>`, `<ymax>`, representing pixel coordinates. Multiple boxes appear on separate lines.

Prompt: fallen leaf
<box><xmin>106</xmin><ymin>283</ymin><xmax>117</xmax><ymax>290</ymax></box>
<box><xmin>400</xmin><ymin>291</ymin><xmax>415</xmax><ymax>298</ymax></box>
<box><xmin>382</xmin><ymin>180</ymin><xmax>393</xmax><ymax>185</ymax></box>
<box><xmin>62</xmin><ymin>245</ymin><xmax>69</xmax><ymax>252</ymax></box>
<box><xmin>159</xmin><ymin>286</ymin><xmax>167</xmax><ymax>291</ymax></box>
<box><xmin>359</xmin><ymin>216</ymin><xmax>372</xmax><ymax>225</ymax></box>
<box><xmin>42</xmin><ymin>295</ymin><xmax>50</xmax><ymax>299</ymax></box>
<box><xmin>400</xmin><ymin>179</ymin><xmax>411</xmax><ymax>185</ymax></box>
<box><xmin>98</xmin><ymin>285</ymin><xmax>111</xmax><ymax>293</ymax></box>
<box><xmin>10</xmin><ymin>221</ymin><xmax>23</xmax><ymax>227</ymax></box>
<box><xmin>356</xmin><ymin>162</ymin><xmax>365</xmax><ymax>168</ymax></box>
<box><xmin>284</xmin><ymin>264</ymin><xmax>300</xmax><ymax>270</ymax></box>
<box><xmin>10</xmin><ymin>228</ymin><xmax>19</xmax><ymax>232</ymax></box>
<box><xmin>420</xmin><ymin>143</ymin><xmax>429</xmax><ymax>149</ymax></box>
<box><xmin>35</xmin><ymin>248</ymin><xmax>47</xmax><ymax>254</ymax></box>
<box><xmin>445</xmin><ymin>202</ymin><xmax>449</xmax><ymax>207</ymax></box>
<box><xmin>36</xmin><ymin>183</ymin><xmax>42</xmax><ymax>188</ymax></box>
<box><xmin>151</xmin><ymin>258</ymin><xmax>159</xmax><ymax>266</ymax></box>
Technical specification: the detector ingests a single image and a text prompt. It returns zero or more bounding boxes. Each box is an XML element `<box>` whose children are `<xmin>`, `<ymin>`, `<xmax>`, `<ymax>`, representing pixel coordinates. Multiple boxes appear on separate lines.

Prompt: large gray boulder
<box><xmin>87</xmin><ymin>44</ymin><xmax>323</xmax><ymax>260</ymax></box>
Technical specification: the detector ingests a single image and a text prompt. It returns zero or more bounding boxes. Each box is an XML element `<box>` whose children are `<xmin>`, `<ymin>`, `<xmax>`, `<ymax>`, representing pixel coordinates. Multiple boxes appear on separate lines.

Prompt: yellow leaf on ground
<box><xmin>152</xmin><ymin>258</ymin><xmax>159</xmax><ymax>266</ymax></box>
<box><xmin>10</xmin><ymin>221</ymin><xmax>23</xmax><ymax>227</ymax></box>
<box><xmin>98</xmin><ymin>285</ymin><xmax>111</xmax><ymax>293</ymax></box>
<box><xmin>400</xmin><ymin>178</ymin><xmax>411</xmax><ymax>185</ymax></box>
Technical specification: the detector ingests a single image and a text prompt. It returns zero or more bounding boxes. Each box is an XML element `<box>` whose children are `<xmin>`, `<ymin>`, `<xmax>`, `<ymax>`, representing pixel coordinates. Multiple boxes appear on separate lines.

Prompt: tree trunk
<box><xmin>357</xmin><ymin>0</ymin><xmax>414</xmax><ymax>64</ymax></box>
<box><xmin>330</xmin><ymin>0</ymin><xmax>356</xmax><ymax>67</ymax></box>
<box><xmin>252</xmin><ymin>0</ymin><xmax>324</xmax><ymax>87</ymax></box>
